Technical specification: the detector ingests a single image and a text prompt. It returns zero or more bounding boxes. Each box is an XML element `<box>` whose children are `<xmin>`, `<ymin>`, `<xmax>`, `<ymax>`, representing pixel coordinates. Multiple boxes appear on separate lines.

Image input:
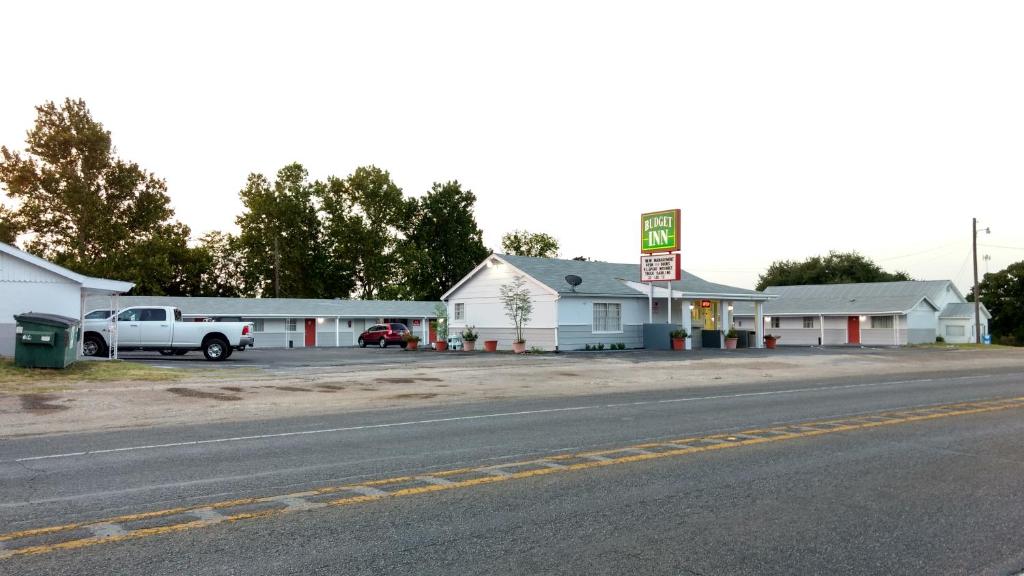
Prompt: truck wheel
<box><xmin>358</xmin><ymin>338</ymin><xmax>366</xmax><ymax>348</ymax></box>
<box><xmin>203</xmin><ymin>338</ymin><xmax>230</xmax><ymax>361</ymax></box>
<box><xmin>83</xmin><ymin>334</ymin><xmax>107</xmax><ymax>357</ymax></box>
<box><xmin>379</xmin><ymin>338</ymin><xmax>387</xmax><ymax>349</ymax></box>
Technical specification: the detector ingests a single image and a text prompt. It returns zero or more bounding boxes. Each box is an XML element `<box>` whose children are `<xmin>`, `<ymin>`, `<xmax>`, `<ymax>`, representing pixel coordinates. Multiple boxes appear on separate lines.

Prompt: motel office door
<box><xmin>847</xmin><ymin>316</ymin><xmax>860</xmax><ymax>345</ymax></box>
<box><xmin>305</xmin><ymin>319</ymin><xmax>316</xmax><ymax>347</ymax></box>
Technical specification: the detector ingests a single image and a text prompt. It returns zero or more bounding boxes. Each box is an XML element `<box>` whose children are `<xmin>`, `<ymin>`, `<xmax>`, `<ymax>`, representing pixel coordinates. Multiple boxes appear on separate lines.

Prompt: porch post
<box><xmin>335</xmin><ymin>317</ymin><xmax>340</xmax><ymax>347</ymax></box>
<box><xmin>754</xmin><ymin>301</ymin><xmax>764</xmax><ymax>349</ymax></box>
<box><xmin>820</xmin><ymin>315</ymin><xmax>825</xmax><ymax>346</ymax></box>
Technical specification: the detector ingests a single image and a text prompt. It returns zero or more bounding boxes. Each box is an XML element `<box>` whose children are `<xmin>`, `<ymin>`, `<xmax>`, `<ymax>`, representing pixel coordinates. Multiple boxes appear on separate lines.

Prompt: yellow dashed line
<box><xmin>3</xmin><ymin>395</ymin><xmax>1024</xmax><ymax>560</ymax></box>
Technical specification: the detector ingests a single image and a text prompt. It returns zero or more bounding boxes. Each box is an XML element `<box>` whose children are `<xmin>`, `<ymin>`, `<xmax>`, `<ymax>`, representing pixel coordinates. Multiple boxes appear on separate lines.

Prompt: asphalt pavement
<box><xmin>3</xmin><ymin>364</ymin><xmax>1024</xmax><ymax>574</ymax></box>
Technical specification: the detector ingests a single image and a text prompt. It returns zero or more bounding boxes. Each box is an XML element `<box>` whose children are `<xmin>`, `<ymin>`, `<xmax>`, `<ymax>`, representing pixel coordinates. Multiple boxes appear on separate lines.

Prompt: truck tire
<box><xmin>203</xmin><ymin>337</ymin><xmax>230</xmax><ymax>361</ymax></box>
<box><xmin>379</xmin><ymin>338</ymin><xmax>387</xmax><ymax>349</ymax></box>
<box><xmin>83</xmin><ymin>334</ymin><xmax>107</xmax><ymax>357</ymax></box>
<box><xmin>358</xmin><ymin>337</ymin><xmax>366</xmax><ymax>348</ymax></box>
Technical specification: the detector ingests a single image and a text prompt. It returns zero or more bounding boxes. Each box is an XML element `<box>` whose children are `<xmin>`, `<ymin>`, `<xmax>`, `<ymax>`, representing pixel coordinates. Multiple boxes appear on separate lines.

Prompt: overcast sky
<box><xmin>2</xmin><ymin>1</ymin><xmax>1022</xmax><ymax>292</ymax></box>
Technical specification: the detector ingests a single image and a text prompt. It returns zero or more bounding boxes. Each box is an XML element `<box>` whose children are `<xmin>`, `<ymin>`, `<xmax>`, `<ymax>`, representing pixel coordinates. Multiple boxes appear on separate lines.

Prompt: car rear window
<box><xmin>390</xmin><ymin>324</ymin><xmax>408</xmax><ymax>331</ymax></box>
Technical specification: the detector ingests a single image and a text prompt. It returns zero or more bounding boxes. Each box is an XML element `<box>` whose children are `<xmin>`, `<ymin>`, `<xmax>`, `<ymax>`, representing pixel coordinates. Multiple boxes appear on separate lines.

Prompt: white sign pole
<box><xmin>667</xmin><ymin>281</ymin><xmax>672</xmax><ymax>324</ymax></box>
<box><xmin>648</xmin><ymin>282</ymin><xmax>653</xmax><ymax>322</ymax></box>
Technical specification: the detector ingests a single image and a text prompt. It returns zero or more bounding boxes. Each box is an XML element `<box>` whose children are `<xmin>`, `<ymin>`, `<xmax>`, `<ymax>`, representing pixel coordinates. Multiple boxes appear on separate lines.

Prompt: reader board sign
<box><xmin>641</xmin><ymin>209</ymin><xmax>681</xmax><ymax>253</ymax></box>
<box><xmin>641</xmin><ymin>253</ymin><xmax>681</xmax><ymax>282</ymax></box>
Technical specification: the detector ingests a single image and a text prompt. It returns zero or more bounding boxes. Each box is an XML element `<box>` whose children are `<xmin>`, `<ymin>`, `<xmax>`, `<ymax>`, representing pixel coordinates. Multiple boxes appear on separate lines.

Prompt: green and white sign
<box><xmin>640</xmin><ymin>209</ymin><xmax>681</xmax><ymax>253</ymax></box>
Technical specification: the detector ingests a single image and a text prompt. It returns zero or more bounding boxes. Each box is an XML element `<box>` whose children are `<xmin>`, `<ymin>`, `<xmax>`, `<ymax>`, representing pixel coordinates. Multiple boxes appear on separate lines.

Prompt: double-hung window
<box><xmin>287</xmin><ymin>319</ymin><xmax>298</xmax><ymax>332</ymax></box>
<box><xmin>454</xmin><ymin>303</ymin><xmax>465</xmax><ymax>321</ymax></box>
<box><xmin>803</xmin><ymin>317</ymin><xmax>814</xmax><ymax>329</ymax></box>
<box><xmin>593</xmin><ymin>303</ymin><xmax>622</xmax><ymax>333</ymax></box>
<box><xmin>870</xmin><ymin>316</ymin><xmax>894</xmax><ymax>329</ymax></box>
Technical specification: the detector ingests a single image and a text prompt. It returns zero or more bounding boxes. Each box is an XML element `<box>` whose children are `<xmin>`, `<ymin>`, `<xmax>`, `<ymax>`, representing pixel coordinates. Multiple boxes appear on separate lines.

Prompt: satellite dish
<box><xmin>565</xmin><ymin>275</ymin><xmax>583</xmax><ymax>292</ymax></box>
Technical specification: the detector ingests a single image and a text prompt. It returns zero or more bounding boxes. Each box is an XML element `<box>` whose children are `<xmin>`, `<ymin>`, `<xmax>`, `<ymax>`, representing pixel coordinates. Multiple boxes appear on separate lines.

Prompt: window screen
<box><xmin>593</xmin><ymin>303</ymin><xmax>622</xmax><ymax>332</ymax></box>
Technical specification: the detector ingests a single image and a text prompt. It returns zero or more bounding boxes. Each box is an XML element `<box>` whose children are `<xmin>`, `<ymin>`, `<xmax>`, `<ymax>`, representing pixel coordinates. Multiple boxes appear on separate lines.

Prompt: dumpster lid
<box><xmin>13</xmin><ymin>313</ymin><xmax>81</xmax><ymax>328</ymax></box>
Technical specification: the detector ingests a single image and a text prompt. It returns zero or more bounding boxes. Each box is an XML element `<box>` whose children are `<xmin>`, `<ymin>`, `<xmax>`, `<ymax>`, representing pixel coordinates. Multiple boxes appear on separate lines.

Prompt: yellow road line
<box><xmin>3</xmin><ymin>395</ymin><xmax>1023</xmax><ymax>561</ymax></box>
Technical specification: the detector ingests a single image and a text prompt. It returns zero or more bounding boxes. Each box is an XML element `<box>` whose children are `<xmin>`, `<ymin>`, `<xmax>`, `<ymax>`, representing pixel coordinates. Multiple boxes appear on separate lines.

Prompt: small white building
<box><xmin>84</xmin><ymin>295</ymin><xmax>441</xmax><ymax>348</ymax></box>
<box><xmin>1</xmin><ymin>242</ymin><xmax>134</xmax><ymax>357</ymax></box>
<box><xmin>442</xmin><ymin>254</ymin><xmax>773</xmax><ymax>351</ymax></box>
<box><xmin>731</xmin><ymin>280</ymin><xmax>990</xmax><ymax>345</ymax></box>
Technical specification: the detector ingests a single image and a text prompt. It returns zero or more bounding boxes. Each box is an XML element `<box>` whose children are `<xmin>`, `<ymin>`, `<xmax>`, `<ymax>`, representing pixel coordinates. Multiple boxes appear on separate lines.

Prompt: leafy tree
<box><xmin>235</xmin><ymin>164</ymin><xmax>326</xmax><ymax>298</ymax></box>
<box><xmin>402</xmin><ymin>181</ymin><xmax>490</xmax><ymax>300</ymax></box>
<box><xmin>320</xmin><ymin>166</ymin><xmax>414</xmax><ymax>299</ymax></box>
<box><xmin>195</xmin><ymin>231</ymin><xmax>245</xmax><ymax>297</ymax></box>
<box><xmin>0</xmin><ymin>204</ymin><xmax>20</xmax><ymax>244</ymax></box>
<box><xmin>501</xmin><ymin>230</ymin><xmax>559</xmax><ymax>258</ymax></box>
<box><xmin>756</xmin><ymin>251</ymin><xmax>911</xmax><ymax>291</ymax></box>
<box><xmin>0</xmin><ymin>98</ymin><xmax>204</xmax><ymax>294</ymax></box>
<box><xmin>500</xmin><ymin>276</ymin><xmax>533</xmax><ymax>344</ymax></box>
<box><xmin>969</xmin><ymin>261</ymin><xmax>1024</xmax><ymax>345</ymax></box>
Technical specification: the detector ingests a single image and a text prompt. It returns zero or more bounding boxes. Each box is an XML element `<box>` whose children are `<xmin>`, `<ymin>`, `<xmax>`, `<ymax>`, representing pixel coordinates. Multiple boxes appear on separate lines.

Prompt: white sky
<box><xmin>2</xmin><ymin>1</ymin><xmax>1022</xmax><ymax>292</ymax></box>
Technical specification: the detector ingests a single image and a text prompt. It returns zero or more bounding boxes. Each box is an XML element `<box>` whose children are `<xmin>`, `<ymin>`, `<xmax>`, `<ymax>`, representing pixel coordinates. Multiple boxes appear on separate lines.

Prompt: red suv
<box><xmin>358</xmin><ymin>323</ymin><xmax>410</xmax><ymax>348</ymax></box>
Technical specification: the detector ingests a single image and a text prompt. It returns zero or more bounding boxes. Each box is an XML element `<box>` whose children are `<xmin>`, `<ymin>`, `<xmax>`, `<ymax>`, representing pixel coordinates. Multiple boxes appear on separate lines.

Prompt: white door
<box><xmin>139</xmin><ymin>308</ymin><xmax>172</xmax><ymax>347</ymax></box>
<box><xmin>115</xmin><ymin>309</ymin><xmax>142</xmax><ymax>347</ymax></box>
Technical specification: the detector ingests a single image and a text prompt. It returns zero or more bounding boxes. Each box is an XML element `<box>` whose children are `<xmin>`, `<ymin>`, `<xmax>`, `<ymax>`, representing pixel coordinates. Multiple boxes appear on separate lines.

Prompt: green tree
<box><xmin>320</xmin><ymin>166</ymin><xmax>415</xmax><ymax>299</ymax></box>
<box><xmin>501</xmin><ymin>230</ymin><xmax>559</xmax><ymax>258</ymax></box>
<box><xmin>500</xmin><ymin>276</ymin><xmax>533</xmax><ymax>344</ymax></box>
<box><xmin>0</xmin><ymin>204</ymin><xmax>20</xmax><ymax>244</ymax></box>
<box><xmin>970</xmin><ymin>261</ymin><xmax>1024</xmax><ymax>345</ymax></box>
<box><xmin>195</xmin><ymin>231</ymin><xmax>245</xmax><ymax>297</ymax></box>
<box><xmin>0</xmin><ymin>98</ymin><xmax>202</xmax><ymax>294</ymax></box>
<box><xmin>756</xmin><ymin>251</ymin><xmax>911</xmax><ymax>291</ymax></box>
<box><xmin>403</xmin><ymin>181</ymin><xmax>490</xmax><ymax>300</ymax></box>
<box><xmin>235</xmin><ymin>164</ymin><xmax>326</xmax><ymax>298</ymax></box>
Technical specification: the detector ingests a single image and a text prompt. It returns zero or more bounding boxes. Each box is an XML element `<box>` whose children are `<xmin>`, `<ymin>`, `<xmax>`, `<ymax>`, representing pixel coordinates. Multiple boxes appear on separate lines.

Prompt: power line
<box><xmin>979</xmin><ymin>243</ymin><xmax>1024</xmax><ymax>250</ymax></box>
<box><xmin>875</xmin><ymin>240</ymin><xmax>961</xmax><ymax>261</ymax></box>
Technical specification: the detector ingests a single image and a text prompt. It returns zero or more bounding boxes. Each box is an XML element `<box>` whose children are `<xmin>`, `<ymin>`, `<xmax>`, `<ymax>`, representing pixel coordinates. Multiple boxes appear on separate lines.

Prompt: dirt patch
<box><xmin>390</xmin><ymin>393</ymin><xmax>439</xmax><ymax>400</ymax></box>
<box><xmin>375</xmin><ymin>377</ymin><xmax>442</xmax><ymax>384</ymax></box>
<box><xmin>316</xmin><ymin>384</ymin><xmax>346</xmax><ymax>391</ymax></box>
<box><xmin>20</xmin><ymin>394</ymin><xmax>70</xmax><ymax>414</ymax></box>
<box><xmin>557</xmin><ymin>372</ymin><xmax>580</xmax><ymax>377</ymax></box>
<box><xmin>274</xmin><ymin>386</ymin><xmax>314</xmax><ymax>393</ymax></box>
<box><xmin>220</xmin><ymin>386</ymin><xmax>243</xmax><ymax>392</ymax></box>
<box><xmin>166</xmin><ymin>388</ymin><xmax>242</xmax><ymax>402</ymax></box>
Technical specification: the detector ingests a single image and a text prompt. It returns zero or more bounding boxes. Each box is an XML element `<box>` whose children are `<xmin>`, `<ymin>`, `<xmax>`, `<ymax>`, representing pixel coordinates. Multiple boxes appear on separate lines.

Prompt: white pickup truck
<box><xmin>83</xmin><ymin>306</ymin><xmax>254</xmax><ymax>361</ymax></box>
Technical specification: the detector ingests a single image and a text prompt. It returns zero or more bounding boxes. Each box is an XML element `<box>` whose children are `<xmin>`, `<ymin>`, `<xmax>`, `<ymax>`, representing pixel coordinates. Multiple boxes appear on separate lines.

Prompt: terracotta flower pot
<box><xmin>483</xmin><ymin>340</ymin><xmax>498</xmax><ymax>352</ymax></box>
<box><xmin>512</xmin><ymin>341</ymin><xmax>527</xmax><ymax>354</ymax></box>
<box><xmin>724</xmin><ymin>338</ymin><xmax>738</xmax><ymax>350</ymax></box>
<box><xmin>672</xmin><ymin>338</ymin><xmax>684</xmax><ymax>351</ymax></box>
<box><xmin>435</xmin><ymin>341</ymin><xmax>448</xmax><ymax>352</ymax></box>
<box><xmin>406</xmin><ymin>340</ymin><xmax>419</xmax><ymax>351</ymax></box>
<box><xmin>462</xmin><ymin>340</ymin><xmax>476</xmax><ymax>352</ymax></box>
<box><xmin>764</xmin><ymin>337</ymin><xmax>777</xmax><ymax>349</ymax></box>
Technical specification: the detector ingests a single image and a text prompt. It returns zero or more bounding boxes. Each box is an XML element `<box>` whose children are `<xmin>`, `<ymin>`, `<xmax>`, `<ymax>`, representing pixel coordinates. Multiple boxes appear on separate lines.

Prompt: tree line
<box><xmin>0</xmin><ymin>99</ymin><xmax>563</xmax><ymax>301</ymax></box>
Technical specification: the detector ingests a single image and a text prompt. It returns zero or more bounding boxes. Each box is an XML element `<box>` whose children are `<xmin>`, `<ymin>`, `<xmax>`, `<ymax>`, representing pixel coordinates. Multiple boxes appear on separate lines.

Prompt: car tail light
<box><xmin>243</xmin><ymin>325</ymin><xmax>250</xmax><ymax>335</ymax></box>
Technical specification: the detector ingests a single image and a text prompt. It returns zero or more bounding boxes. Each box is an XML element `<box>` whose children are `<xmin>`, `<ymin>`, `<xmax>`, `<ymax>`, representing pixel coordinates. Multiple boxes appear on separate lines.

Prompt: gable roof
<box><xmin>732</xmin><ymin>280</ymin><xmax>951</xmax><ymax>316</ymax></box>
<box><xmin>443</xmin><ymin>254</ymin><xmax>767</xmax><ymax>301</ymax></box>
<box><xmin>940</xmin><ymin>302</ymin><xmax>992</xmax><ymax>320</ymax></box>
<box><xmin>84</xmin><ymin>295</ymin><xmax>441</xmax><ymax>318</ymax></box>
<box><xmin>1</xmin><ymin>242</ymin><xmax>134</xmax><ymax>294</ymax></box>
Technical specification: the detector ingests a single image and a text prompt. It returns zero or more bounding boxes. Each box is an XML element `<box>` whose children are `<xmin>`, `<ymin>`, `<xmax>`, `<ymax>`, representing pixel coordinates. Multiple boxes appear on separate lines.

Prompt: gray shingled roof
<box><xmin>732</xmin><ymin>280</ymin><xmax>950</xmax><ymax>316</ymax></box>
<box><xmin>940</xmin><ymin>302</ymin><xmax>984</xmax><ymax>319</ymax></box>
<box><xmin>84</xmin><ymin>296</ymin><xmax>441</xmax><ymax>318</ymax></box>
<box><xmin>495</xmin><ymin>254</ymin><xmax>764</xmax><ymax>299</ymax></box>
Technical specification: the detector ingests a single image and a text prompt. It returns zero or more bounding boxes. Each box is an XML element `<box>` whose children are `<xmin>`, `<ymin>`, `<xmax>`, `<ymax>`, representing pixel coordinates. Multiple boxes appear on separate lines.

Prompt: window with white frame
<box><xmin>803</xmin><ymin>317</ymin><xmax>814</xmax><ymax>328</ymax></box>
<box><xmin>287</xmin><ymin>319</ymin><xmax>298</xmax><ymax>332</ymax></box>
<box><xmin>454</xmin><ymin>303</ymin><xmax>465</xmax><ymax>321</ymax></box>
<box><xmin>870</xmin><ymin>316</ymin><xmax>894</xmax><ymax>329</ymax></box>
<box><xmin>593</xmin><ymin>303</ymin><xmax>622</xmax><ymax>333</ymax></box>
<box><xmin>945</xmin><ymin>324</ymin><xmax>965</xmax><ymax>337</ymax></box>
<box><xmin>253</xmin><ymin>319</ymin><xmax>265</xmax><ymax>333</ymax></box>
<box><xmin>772</xmin><ymin>317</ymin><xmax>781</xmax><ymax>329</ymax></box>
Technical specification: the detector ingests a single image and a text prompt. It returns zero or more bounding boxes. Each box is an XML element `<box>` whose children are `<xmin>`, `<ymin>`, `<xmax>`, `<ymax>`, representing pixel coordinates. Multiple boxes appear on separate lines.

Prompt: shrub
<box><xmin>597</xmin><ymin>343</ymin><xmax>605</xmax><ymax>351</ymax></box>
<box><xmin>584</xmin><ymin>344</ymin><xmax>592</xmax><ymax>351</ymax></box>
<box><xmin>726</xmin><ymin>329</ymin><xmax>738</xmax><ymax>339</ymax></box>
<box><xmin>615</xmin><ymin>343</ymin><xmax>625</xmax><ymax>350</ymax></box>
<box><xmin>670</xmin><ymin>329</ymin><xmax>688</xmax><ymax>339</ymax></box>
<box><xmin>461</xmin><ymin>326</ymin><xmax>479</xmax><ymax>341</ymax></box>
<box><xmin>935</xmin><ymin>335</ymin><xmax>945</xmax><ymax>343</ymax></box>
<box><xmin>403</xmin><ymin>332</ymin><xmax>421</xmax><ymax>343</ymax></box>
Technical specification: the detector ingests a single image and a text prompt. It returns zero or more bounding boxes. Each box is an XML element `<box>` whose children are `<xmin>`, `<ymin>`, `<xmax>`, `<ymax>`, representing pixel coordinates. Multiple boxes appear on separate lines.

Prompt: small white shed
<box><xmin>0</xmin><ymin>242</ymin><xmax>134</xmax><ymax>357</ymax></box>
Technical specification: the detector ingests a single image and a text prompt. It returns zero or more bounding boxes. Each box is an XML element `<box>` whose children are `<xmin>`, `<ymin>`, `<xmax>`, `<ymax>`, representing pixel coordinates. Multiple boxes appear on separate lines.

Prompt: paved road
<box><xmin>3</xmin><ymin>366</ymin><xmax>1024</xmax><ymax>574</ymax></box>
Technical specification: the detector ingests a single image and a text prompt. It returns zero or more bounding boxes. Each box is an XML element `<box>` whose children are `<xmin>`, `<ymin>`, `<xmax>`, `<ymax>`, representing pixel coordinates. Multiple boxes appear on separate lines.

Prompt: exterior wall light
<box><xmin>859</xmin><ymin>315</ymin><xmax>867</xmax><ymax>322</ymax></box>
<box><xmin>317</xmin><ymin>317</ymin><xmax>325</xmax><ymax>324</ymax></box>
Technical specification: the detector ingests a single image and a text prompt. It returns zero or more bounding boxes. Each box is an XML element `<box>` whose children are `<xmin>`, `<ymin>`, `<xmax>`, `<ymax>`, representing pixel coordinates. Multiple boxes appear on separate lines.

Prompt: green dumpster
<box><xmin>13</xmin><ymin>313</ymin><xmax>81</xmax><ymax>369</ymax></box>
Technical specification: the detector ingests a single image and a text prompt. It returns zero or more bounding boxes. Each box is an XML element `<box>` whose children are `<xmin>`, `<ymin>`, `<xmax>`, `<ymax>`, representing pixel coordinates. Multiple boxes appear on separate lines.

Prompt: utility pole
<box><xmin>972</xmin><ymin>218</ymin><xmax>989</xmax><ymax>344</ymax></box>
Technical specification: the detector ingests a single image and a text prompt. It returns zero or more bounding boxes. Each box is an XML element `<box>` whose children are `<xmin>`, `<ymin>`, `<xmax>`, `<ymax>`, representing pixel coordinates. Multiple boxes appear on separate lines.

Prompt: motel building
<box><xmin>443</xmin><ymin>254</ymin><xmax>775</xmax><ymax>351</ymax></box>
<box><xmin>731</xmin><ymin>280</ymin><xmax>990</xmax><ymax>346</ymax></box>
<box><xmin>84</xmin><ymin>296</ymin><xmax>441</xmax><ymax>348</ymax></box>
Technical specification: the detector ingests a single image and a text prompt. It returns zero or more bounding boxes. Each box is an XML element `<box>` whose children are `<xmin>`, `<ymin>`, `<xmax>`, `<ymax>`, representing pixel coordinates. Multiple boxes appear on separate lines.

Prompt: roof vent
<box><xmin>565</xmin><ymin>275</ymin><xmax>583</xmax><ymax>292</ymax></box>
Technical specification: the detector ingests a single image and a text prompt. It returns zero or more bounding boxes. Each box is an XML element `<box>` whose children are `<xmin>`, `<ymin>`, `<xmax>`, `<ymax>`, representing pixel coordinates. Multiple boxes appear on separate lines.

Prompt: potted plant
<box><xmin>670</xmin><ymin>329</ymin><xmax>688</xmax><ymax>351</ymax></box>
<box><xmin>764</xmin><ymin>334</ymin><xmax>780</xmax><ymax>349</ymax></box>
<box><xmin>483</xmin><ymin>339</ymin><xmax>498</xmax><ymax>352</ymax></box>
<box><xmin>725</xmin><ymin>328</ymin><xmax>739</xmax><ymax>349</ymax></box>
<box><xmin>500</xmin><ymin>276</ymin><xmax>533</xmax><ymax>354</ymax></box>
<box><xmin>433</xmin><ymin>303</ymin><xmax>449</xmax><ymax>351</ymax></box>
<box><xmin>403</xmin><ymin>332</ymin><xmax>421</xmax><ymax>351</ymax></box>
<box><xmin>461</xmin><ymin>326</ymin><xmax>479</xmax><ymax>352</ymax></box>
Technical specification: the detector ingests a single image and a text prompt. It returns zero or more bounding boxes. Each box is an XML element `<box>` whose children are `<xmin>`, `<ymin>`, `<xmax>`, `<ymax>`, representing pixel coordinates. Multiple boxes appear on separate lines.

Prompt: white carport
<box><xmin>0</xmin><ymin>242</ymin><xmax>134</xmax><ymax>358</ymax></box>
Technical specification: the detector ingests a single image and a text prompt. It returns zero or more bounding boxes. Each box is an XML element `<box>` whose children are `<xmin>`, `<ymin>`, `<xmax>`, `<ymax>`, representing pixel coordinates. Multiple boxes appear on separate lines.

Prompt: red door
<box><xmin>847</xmin><ymin>316</ymin><xmax>860</xmax><ymax>344</ymax></box>
<box><xmin>305</xmin><ymin>319</ymin><xmax>316</xmax><ymax>347</ymax></box>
